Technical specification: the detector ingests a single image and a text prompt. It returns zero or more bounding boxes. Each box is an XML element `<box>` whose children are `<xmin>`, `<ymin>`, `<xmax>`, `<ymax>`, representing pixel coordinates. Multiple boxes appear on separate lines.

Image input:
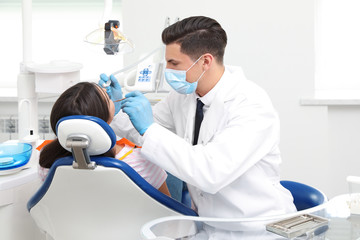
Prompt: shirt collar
<box><xmin>196</xmin><ymin>67</ymin><xmax>228</xmax><ymax>108</ymax></box>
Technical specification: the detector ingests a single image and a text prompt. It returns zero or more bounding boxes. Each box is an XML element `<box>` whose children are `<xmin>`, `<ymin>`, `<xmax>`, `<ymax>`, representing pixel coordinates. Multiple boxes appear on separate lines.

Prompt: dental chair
<box><xmin>141</xmin><ymin>182</ymin><xmax>328</xmax><ymax>239</ymax></box>
<box><xmin>280</xmin><ymin>180</ymin><xmax>327</xmax><ymax>211</ymax></box>
<box><xmin>27</xmin><ymin>115</ymin><xmax>197</xmax><ymax>240</ymax></box>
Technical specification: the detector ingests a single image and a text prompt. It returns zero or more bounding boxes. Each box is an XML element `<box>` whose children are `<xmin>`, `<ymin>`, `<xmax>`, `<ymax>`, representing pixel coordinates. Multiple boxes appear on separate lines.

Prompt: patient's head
<box><xmin>50</xmin><ymin>82</ymin><xmax>115</xmax><ymax>133</ymax></box>
<box><xmin>40</xmin><ymin>82</ymin><xmax>115</xmax><ymax>168</ymax></box>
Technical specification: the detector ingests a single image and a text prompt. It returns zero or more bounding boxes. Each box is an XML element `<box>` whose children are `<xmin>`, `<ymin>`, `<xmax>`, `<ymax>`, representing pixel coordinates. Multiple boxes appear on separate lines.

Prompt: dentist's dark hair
<box><xmin>39</xmin><ymin>82</ymin><xmax>114</xmax><ymax>168</ymax></box>
<box><xmin>162</xmin><ymin>16</ymin><xmax>227</xmax><ymax>64</ymax></box>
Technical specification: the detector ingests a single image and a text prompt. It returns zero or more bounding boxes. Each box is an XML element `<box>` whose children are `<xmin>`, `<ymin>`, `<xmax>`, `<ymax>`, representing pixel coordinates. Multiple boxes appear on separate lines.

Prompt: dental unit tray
<box><xmin>266</xmin><ymin>214</ymin><xmax>329</xmax><ymax>238</ymax></box>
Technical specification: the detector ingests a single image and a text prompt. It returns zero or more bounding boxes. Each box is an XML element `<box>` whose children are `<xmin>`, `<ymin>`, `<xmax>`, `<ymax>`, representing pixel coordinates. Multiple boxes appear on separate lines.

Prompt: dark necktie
<box><xmin>193</xmin><ymin>99</ymin><xmax>204</xmax><ymax>145</ymax></box>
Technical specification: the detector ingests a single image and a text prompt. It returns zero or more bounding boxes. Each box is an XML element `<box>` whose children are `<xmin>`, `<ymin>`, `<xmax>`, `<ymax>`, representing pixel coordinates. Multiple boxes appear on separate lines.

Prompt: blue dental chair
<box><xmin>280</xmin><ymin>180</ymin><xmax>327</xmax><ymax>211</ymax></box>
<box><xmin>27</xmin><ymin>115</ymin><xmax>197</xmax><ymax>240</ymax></box>
<box><xmin>179</xmin><ymin>180</ymin><xmax>327</xmax><ymax>213</ymax></box>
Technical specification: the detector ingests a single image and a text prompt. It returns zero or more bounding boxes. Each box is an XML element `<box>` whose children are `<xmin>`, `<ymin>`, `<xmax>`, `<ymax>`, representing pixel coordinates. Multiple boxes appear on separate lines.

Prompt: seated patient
<box><xmin>38</xmin><ymin>82</ymin><xmax>170</xmax><ymax>196</ymax></box>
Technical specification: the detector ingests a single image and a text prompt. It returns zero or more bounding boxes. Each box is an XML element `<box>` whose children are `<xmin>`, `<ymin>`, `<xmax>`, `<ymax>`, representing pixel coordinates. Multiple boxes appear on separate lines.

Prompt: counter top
<box><xmin>140</xmin><ymin>194</ymin><xmax>360</xmax><ymax>240</ymax></box>
<box><xmin>300</xmin><ymin>97</ymin><xmax>360</xmax><ymax>106</ymax></box>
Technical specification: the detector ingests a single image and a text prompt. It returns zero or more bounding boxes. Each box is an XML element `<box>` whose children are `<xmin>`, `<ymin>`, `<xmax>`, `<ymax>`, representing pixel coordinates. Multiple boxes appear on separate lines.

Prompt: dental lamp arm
<box><xmin>99</xmin><ymin>0</ymin><xmax>112</xmax><ymax>27</ymax></box>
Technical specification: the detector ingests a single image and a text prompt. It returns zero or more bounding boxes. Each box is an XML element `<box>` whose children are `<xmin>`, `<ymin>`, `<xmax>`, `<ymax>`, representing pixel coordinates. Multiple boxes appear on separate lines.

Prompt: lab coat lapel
<box><xmin>198</xmin><ymin>67</ymin><xmax>242</xmax><ymax>144</ymax></box>
<box><xmin>198</xmin><ymin>98</ymin><xmax>226</xmax><ymax>144</ymax></box>
<box><xmin>183</xmin><ymin>94</ymin><xmax>197</xmax><ymax>144</ymax></box>
<box><xmin>198</xmin><ymin>83</ymin><xmax>233</xmax><ymax>144</ymax></box>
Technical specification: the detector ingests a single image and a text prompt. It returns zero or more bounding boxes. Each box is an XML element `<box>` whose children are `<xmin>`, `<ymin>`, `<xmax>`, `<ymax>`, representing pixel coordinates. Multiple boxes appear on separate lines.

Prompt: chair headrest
<box><xmin>56</xmin><ymin>115</ymin><xmax>116</xmax><ymax>156</ymax></box>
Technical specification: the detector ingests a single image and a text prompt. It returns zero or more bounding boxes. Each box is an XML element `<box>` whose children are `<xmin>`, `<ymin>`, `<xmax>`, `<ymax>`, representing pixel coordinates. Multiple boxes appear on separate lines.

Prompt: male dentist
<box><xmin>99</xmin><ymin>16</ymin><xmax>296</xmax><ymax>222</ymax></box>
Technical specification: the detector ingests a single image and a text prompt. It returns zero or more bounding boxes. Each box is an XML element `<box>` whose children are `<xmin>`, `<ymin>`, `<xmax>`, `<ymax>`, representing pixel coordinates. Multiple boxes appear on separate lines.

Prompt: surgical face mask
<box><xmin>164</xmin><ymin>56</ymin><xmax>206</xmax><ymax>94</ymax></box>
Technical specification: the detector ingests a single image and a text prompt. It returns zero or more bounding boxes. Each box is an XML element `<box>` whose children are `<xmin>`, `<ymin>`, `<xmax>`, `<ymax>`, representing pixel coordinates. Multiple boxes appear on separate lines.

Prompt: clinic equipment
<box><xmin>0</xmin><ymin>141</ymin><xmax>42</xmax><ymax>239</ymax></box>
<box><xmin>27</xmin><ymin>115</ymin><xmax>197</xmax><ymax>240</ymax></box>
<box><xmin>89</xmin><ymin>9</ymin><xmax>174</xmax><ymax>93</ymax></box>
<box><xmin>17</xmin><ymin>0</ymin><xmax>169</xmax><ymax>141</ymax></box>
<box><xmin>0</xmin><ymin>142</ymin><xmax>32</xmax><ymax>175</ymax></box>
<box><xmin>17</xmin><ymin>0</ymin><xmax>82</xmax><ymax>142</ymax></box>
<box><xmin>104</xmin><ymin>20</ymin><xmax>120</xmax><ymax>55</ymax></box>
<box><xmin>110</xmin><ymin>17</ymin><xmax>175</xmax><ymax>94</ymax></box>
<box><xmin>122</xmin><ymin>47</ymin><xmax>166</xmax><ymax>93</ymax></box>
<box><xmin>109</xmin><ymin>44</ymin><xmax>169</xmax><ymax>94</ymax></box>
<box><xmin>17</xmin><ymin>0</ymin><xmax>130</xmax><ymax>141</ymax></box>
<box><xmin>266</xmin><ymin>214</ymin><xmax>329</xmax><ymax>238</ymax></box>
<box><xmin>346</xmin><ymin>175</ymin><xmax>360</xmax><ymax>214</ymax></box>
<box><xmin>84</xmin><ymin>0</ymin><xmax>134</xmax><ymax>56</ymax></box>
<box><xmin>140</xmin><ymin>181</ymin><xmax>328</xmax><ymax>239</ymax></box>
<box><xmin>84</xmin><ymin>20</ymin><xmax>135</xmax><ymax>56</ymax></box>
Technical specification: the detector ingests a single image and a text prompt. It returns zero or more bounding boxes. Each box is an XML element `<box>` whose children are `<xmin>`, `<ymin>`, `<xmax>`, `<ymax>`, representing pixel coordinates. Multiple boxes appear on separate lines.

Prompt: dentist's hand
<box><xmin>120</xmin><ymin>91</ymin><xmax>154</xmax><ymax>135</ymax></box>
<box><xmin>98</xmin><ymin>73</ymin><xmax>123</xmax><ymax>115</ymax></box>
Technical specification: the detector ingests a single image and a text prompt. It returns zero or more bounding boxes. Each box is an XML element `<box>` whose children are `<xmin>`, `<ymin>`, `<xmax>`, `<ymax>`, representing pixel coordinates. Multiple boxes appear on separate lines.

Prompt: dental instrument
<box><xmin>102</xmin><ymin>79</ymin><xmax>112</xmax><ymax>88</ymax></box>
<box><xmin>114</xmin><ymin>97</ymin><xmax>126</xmax><ymax>102</ymax></box>
<box><xmin>266</xmin><ymin>214</ymin><xmax>329</xmax><ymax>238</ymax></box>
<box><xmin>113</xmin><ymin>91</ymin><xmax>147</xmax><ymax>102</ymax></box>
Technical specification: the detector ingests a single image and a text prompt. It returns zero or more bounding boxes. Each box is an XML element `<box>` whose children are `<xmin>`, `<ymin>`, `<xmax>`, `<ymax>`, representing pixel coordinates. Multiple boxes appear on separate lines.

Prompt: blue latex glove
<box><xmin>98</xmin><ymin>73</ymin><xmax>123</xmax><ymax>115</ymax></box>
<box><xmin>120</xmin><ymin>91</ymin><xmax>154</xmax><ymax>135</ymax></box>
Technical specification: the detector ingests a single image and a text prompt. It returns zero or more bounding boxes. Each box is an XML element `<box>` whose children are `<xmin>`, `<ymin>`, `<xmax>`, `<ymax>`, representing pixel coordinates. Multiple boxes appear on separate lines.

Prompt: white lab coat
<box><xmin>111</xmin><ymin>66</ymin><xmax>296</xmax><ymax>220</ymax></box>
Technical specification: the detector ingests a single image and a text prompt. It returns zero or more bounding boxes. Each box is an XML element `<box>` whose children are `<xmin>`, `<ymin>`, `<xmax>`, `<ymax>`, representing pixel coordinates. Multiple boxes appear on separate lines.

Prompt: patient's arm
<box><xmin>158</xmin><ymin>182</ymin><xmax>171</xmax><ymax>196</ymax></box>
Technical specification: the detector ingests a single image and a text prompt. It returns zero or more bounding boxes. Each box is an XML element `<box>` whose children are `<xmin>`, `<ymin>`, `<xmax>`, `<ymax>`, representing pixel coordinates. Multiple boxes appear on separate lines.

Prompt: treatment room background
<box><xmin>1</xmin><ymin>0</ymin><xmax>359</xmax><ymax>198</ymax></box>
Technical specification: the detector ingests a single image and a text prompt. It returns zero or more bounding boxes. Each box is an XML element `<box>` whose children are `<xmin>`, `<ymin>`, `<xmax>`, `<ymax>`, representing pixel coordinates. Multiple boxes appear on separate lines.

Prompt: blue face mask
<box><xmin>164</xmin><ymin>56</ymin><xmax>206</xmax><ymax>94</ymax></box>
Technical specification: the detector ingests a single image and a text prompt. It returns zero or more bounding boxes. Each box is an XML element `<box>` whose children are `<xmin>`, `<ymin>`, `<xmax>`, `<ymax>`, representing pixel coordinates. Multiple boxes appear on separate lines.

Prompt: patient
<box><xmin>38</xmin><ymin>82</ymin><xmax>170</xmax><ymax>196</ymax></box>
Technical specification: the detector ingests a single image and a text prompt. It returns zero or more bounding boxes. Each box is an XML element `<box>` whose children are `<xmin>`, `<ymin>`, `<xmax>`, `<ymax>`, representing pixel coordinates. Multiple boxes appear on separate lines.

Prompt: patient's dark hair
<box><xmin>39</xmin><ymin>82</ymin><xmax>115</xmax><ymax>168</ymax></box>
<box><xmin>162</xmin><ymin>16</ymin><xmax>227</xmax><ymax>64</ymax></box>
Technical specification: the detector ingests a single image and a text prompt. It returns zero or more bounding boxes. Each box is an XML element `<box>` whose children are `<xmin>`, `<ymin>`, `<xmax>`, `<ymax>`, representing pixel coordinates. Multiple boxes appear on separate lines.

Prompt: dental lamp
<box><xmin>17</xmin><ymin>0</ymin><xmax>168</xmax><ymax>142</ymax></box>
<box><xmin>84</xmin><ymin>19</ymin><xmax>134</xmax><ymax>56</ymax></box>
<box><xmin>17</xmin><ymin>0</ymin><xmax>126</xmax><ymax>142</ymax></box>
<box><xmin>104</xmin><ymin>20</ymin><xmax>121</xmax><ymax>55</ymax></box>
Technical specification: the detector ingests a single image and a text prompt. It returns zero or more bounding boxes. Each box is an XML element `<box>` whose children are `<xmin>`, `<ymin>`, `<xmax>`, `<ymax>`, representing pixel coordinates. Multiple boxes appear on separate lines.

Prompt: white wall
<box><xmin>122</xmin><ymin>0</ymin><xmax>360</xmax><ymax>198</ymax></box>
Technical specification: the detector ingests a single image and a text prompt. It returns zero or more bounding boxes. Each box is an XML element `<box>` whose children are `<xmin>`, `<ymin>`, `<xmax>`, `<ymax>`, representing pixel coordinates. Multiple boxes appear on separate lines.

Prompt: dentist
<box><xmin>99</xmin><ymin>16</ymin><xmax>296</xmax><ymax>220</ymax></box>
